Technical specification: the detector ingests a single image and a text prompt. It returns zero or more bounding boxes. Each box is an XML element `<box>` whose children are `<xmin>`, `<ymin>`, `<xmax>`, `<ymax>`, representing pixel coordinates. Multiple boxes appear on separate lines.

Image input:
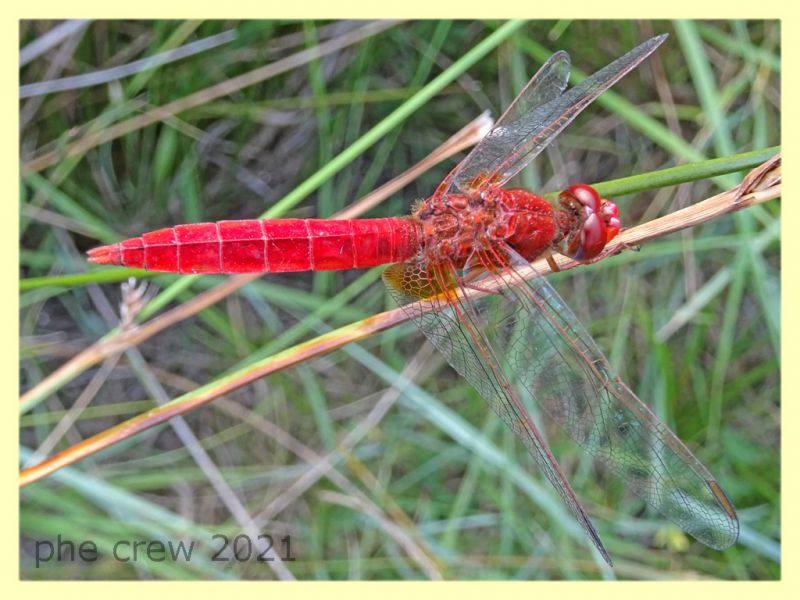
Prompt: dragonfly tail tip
<box><xmin>86</xmin><ymin>244</ymin><xmax>121</xmax><ymax>266</ymax></box>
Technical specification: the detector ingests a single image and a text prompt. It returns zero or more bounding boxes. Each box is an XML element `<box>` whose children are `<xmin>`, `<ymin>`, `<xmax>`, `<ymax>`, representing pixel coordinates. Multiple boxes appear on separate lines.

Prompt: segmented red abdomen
<box><xmin>87</xmin><ymin>218</ymin><xmax>422</xmax><ymax>274</ymax></box>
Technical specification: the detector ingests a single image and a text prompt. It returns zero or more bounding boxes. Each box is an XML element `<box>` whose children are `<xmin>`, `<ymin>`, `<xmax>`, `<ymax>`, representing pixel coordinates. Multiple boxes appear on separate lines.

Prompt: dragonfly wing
<box><xmin>431</xmin><ymin>50</ymin><xmax>571</xmax><ymax>200</ymax></box>
<box><xmin>384</xmin><ymin>260</ymin><xmax>613</xmax><ymax>565</ymax></box>
<box><xmin>465</xmin><ymin>244</ymin><xmax>739</xmax><ymax>550</ymax></box>
<box><xmin>450</xmin><ymin>34</ymin><xmax>667</xmax><ymax>195</ymax></box>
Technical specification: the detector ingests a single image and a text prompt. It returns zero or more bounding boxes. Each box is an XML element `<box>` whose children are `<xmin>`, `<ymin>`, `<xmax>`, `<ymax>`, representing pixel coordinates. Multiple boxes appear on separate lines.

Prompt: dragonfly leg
<box><xmin>457</xmin><ymin>279</ymin><xmax>499</xmax><ymax>295</ymax></box>
<box><xmin>610</xmin><ymin>239</ymin><xmax>641</xmax><ymax>254</ymax></box>
<box><xmin>551</xmin><ymin>238</ymin><xmax>639</xmax><ymax>267</ymax></box>
<box><xmin>544</xmin><ymin>251</ymin><xmax>561</xmax><ymax>273</ymax></box>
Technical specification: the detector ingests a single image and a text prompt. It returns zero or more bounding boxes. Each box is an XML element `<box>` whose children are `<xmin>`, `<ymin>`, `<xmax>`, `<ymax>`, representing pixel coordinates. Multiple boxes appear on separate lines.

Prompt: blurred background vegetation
<box><xmin>20</xmin><ymin>20</ymin><xmax>779</xmax><ymax>580</ymax></box>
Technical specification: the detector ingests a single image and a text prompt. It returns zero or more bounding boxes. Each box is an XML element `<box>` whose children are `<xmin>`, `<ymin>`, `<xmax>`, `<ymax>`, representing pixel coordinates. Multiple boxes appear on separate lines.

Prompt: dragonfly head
<box><xmin>556</xmin><ymin>184</ymin><xmax>621</xmax><ymax>261</ymax></box>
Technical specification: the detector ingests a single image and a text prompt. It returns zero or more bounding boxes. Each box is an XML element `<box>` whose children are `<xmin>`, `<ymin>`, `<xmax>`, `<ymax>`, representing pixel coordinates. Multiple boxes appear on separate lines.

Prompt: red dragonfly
<box><xmin>88</xmin><ymin>34</ymin><xmax>738</xmax><ymax>565</ymax></box>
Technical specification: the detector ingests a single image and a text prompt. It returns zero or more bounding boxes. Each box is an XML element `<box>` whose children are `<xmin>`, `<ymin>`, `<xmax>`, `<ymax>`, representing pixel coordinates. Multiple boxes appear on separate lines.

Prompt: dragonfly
<box><xmin>87</xmin><ymin>33</ymin><xmax>739</xmax><ymax>565</ymax></box>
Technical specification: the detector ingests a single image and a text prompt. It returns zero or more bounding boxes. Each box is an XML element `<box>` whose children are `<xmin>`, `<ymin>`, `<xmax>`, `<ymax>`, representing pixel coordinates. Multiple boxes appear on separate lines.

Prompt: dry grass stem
<box><xmin>334</xmin><ymin>111</ymin><xmax>493</xmax><ymax>219</ymax></box>
<box><xmin>21</xmin><ymin>20</ymin><xmax>399</xmax><ymax>175</ymax></box>
<box><xmin>318</xmin><ymin>490</ymin><xmax>444</xmax><ymax>579</ymax></box>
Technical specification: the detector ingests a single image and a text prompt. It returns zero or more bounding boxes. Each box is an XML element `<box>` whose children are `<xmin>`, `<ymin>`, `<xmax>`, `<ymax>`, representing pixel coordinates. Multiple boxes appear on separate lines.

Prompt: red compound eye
<box><xmin>601</xmin><ymin>200</ymin><xmax>621</xmax><ymax>243</ymax></box>
<box><xmin>557</xmin><ymin>184</ymin><xmax>622</xmax><ymax>261</ymax></box>
<box><xmin>561</xmin><ymin>183</ymin><xmax>601</xmax><ymax>214</ymax></box>
<box><xmin>578</xmin><ymin>212</ymin><xmax>608</xmax><ymax>260</ymax></box>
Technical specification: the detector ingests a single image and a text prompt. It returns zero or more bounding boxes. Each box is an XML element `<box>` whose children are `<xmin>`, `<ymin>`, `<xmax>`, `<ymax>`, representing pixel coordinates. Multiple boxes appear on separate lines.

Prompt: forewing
<box><xmin>449</xmin><ymin>34</ymin><xmax>667</xmax><ymax>195</ymax></box>
<box><xmin>431</xmin><ymin>50</ymin><xmax>570</xmax><ymax>200</ymax></box>
<box><xmin>469</xmin><ymin>245</ymin><xmax>739</xmax><ymax>550</ymax></box>
<box><xmin>384</xmin><ymin>260</ymin><xmax>613</xmax><ymax>565</ymax></box>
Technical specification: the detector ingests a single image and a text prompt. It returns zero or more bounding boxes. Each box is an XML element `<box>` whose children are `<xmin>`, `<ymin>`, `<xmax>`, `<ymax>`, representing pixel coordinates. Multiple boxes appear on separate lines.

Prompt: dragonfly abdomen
<box><xmin>87</xmin><ymin>217</ymin><xmax>422</xmax><ymax>274</ymax></box>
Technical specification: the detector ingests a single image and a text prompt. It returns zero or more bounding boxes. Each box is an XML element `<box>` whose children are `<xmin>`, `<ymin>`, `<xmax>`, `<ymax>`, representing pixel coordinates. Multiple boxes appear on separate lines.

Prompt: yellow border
<box><xmin>7</xmin><ymin>2</ymin><xmax>792</xmax><ymax>596</ymax></box>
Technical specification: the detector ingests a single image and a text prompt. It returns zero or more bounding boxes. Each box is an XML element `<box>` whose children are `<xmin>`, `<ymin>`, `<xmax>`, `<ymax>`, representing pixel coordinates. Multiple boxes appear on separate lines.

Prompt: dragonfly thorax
<box><xmin>413</xmin><ymin>188</ymin><xmax>560</xmax><ymax>267</ymax></box>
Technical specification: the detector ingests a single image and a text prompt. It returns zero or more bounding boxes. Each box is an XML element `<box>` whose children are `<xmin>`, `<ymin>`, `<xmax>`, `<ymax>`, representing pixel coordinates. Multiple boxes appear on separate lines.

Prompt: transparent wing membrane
<box><xmin>384</xmin><ymin>260</ymin><xmax>613</xmax><ymax>564</ymax></box>
<box><xmin>440</xmin><ymin>35</ymin><xmax>668</xmax><ymax>197</ymax></box>
<box><xmin>385</xmin><ymin>248</ymin><xmax>738</xmax><ymax>554</ymax></box>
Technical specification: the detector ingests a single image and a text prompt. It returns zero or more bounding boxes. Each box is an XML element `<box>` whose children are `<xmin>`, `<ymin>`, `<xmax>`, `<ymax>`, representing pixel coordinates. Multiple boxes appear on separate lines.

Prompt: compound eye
<box><xmin>557</xmin><ymin>185</ymin><xmax>623</xmax><ymax>261</ymax></box>
<box><xmin>561</xmin><ymin>183</ymin><xmax>601</xmax><ymax>213</ymax></box>
<box><xmin>577</xmin><ymin>212</ymin><xmax>608</xmax><ymax>260</ymax></box>
<box><xmin>601</xmin><ymin>200</ymin><xmax>621</xmax><ymax>242</ymax></box>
